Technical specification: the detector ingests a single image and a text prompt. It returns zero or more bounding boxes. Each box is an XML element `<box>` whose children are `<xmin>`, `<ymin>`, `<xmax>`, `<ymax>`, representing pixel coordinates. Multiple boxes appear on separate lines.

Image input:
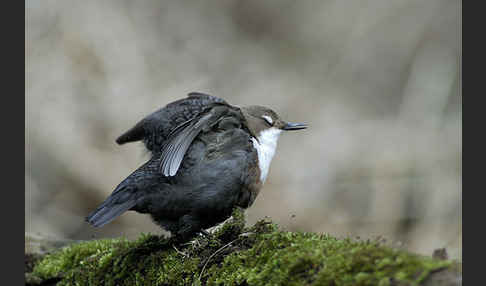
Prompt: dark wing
<box><xmin>159</xmin><ymin>104</ymin><xmax>231</xmax><ymax>176</ymax></box>
<box><xmin>116</xmin><ymin>92</ymin><xmax>227</xmax><ymax>153</ymax></box>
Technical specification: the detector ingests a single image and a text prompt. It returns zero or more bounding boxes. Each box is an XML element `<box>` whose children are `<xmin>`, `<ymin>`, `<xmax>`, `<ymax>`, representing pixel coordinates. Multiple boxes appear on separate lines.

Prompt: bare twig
<box><xmin>198</xmin><ymin>238</ymin><xmax>239</xmax><ymax>281</ymax></box>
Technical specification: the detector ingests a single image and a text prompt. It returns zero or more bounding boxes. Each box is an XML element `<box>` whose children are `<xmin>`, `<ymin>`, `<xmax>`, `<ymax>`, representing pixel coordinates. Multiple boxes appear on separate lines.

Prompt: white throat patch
<box><xmin>251</xmin><ymin>127</ymin><xmax>282</xmax><ymax>183</ymax></box>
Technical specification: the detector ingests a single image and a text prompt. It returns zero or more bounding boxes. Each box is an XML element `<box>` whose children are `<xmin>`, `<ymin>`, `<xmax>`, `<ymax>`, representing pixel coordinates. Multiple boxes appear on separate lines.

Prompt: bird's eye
<box><xmin>262</xmin><ymin>115</ymin><xmax>273</xmax><ymax>126</ymax></box>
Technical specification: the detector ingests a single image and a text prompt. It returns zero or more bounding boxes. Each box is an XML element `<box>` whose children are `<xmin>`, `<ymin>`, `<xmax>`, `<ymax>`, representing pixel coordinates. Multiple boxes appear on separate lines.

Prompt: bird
<box><xmin>86</xmin><ymin>92</ymin><xmax>307</xmax><ymax>241</ymax></box>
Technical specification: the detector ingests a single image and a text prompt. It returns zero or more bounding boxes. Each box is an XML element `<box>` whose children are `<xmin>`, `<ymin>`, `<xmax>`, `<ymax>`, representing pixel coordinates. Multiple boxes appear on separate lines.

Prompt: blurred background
<box><xmin>26</xmin><ymin>0</ymin><xmax>461</xmax><ymax>259</ymax></box>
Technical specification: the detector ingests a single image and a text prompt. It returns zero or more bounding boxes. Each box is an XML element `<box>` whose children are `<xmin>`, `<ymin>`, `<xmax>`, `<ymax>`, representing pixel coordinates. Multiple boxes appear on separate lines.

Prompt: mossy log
<box><xmin>25</xmin><ymin>209</ymin><xmax>461</xmax><ymax>286</ymax></box>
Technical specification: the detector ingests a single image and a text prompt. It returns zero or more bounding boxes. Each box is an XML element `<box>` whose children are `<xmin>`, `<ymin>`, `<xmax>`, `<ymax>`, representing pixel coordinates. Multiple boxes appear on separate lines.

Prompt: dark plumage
<box><xmin>86</xmin><ymin>92</ymin><xmax>306</xmax><ymax>241</ymax></box>
<box><xmin>115</xmin><ymin>92</ymin><xmax>226</xmax><ymax>153</ymax></box>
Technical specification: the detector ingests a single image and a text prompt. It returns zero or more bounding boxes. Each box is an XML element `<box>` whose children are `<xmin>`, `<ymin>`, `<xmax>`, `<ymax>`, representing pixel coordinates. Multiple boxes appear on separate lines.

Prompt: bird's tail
<box><xmin>116</xmin><ymin>121</ymin><xmax>146</xmax><ymax>145</ymax></box>
<box><xmin>85</xmin><ymin>186</ymin><xmax>137</xmax><ymax>227</ymax></box>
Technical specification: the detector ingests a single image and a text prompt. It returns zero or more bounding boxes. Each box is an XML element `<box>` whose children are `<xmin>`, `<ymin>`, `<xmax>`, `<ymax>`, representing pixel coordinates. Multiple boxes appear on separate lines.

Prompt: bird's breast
<box><xmin>251</xmin><ymin>127</ymin><xmax>282</xmax><ymax>183</ymax></box>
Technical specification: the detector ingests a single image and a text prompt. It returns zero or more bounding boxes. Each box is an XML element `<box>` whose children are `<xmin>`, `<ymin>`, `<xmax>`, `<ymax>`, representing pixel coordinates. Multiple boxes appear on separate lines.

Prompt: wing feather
<box><xmin>159</xmin><ymin>107</ymin><xmax>225</xmax><ymax>176</ymax></box>
<box><xmin>115</xmin><ymin>92</ymin><xmax>227</xmax><ymax>152</ymax></box>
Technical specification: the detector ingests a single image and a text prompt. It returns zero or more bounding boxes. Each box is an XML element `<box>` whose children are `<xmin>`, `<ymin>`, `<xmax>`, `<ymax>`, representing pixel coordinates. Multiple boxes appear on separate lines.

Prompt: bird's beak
<box><xmin>282</xmin><ymin>122</ymin><xmax>308</xmax><ymax>131</ymax></box>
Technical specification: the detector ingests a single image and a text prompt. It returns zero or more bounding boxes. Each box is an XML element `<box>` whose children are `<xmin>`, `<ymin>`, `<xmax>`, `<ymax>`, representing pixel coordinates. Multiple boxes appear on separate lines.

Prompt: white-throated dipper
<box><xmin>86</xmin><ymin>92</ymin><xmax>307</xmax><ymax>241</ymax></box>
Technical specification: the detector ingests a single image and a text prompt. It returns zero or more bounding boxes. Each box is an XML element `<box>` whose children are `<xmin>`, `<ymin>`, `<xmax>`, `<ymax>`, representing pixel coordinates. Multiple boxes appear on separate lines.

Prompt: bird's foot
<box><xmin>205</xmin><ymin>216</ymin><xmax>234</xmax><ymax>235</ymax></box>
<box><xmin>200</xmin><ymin>229</ymin><xmax>211</xmax><ymax>236</ymax></box>
<box><xmin>172</xmin><ymin>244</ymin><xmax>188</xmax><ymax>257</ymax></box>
<box><xmin>238</xmin><ymin>232</ymin><xmax>255</xmax><ymax>237</ymax></box>
<box><xmin>182</xmin><ymin>237</ymin><xmax>202</xmax><ymax>248</ymax></box>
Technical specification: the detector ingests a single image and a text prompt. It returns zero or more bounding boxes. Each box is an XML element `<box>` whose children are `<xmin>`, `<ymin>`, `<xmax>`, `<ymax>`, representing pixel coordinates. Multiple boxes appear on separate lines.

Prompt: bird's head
<box><xmin>241</xmin><ymin>105</ymin><xmax>307</xmax><ymax>142</ymax></box>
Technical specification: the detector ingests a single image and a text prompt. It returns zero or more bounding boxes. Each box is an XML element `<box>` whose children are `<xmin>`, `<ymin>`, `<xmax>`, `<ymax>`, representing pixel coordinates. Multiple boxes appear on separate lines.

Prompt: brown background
<box><xmin>26</xmin><ymin>0</ymin><xmax>461</xmax><ymax>259</ymax></box>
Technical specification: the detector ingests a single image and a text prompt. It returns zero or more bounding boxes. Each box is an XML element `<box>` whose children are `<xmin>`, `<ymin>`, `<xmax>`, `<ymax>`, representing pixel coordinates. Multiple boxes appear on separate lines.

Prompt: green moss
<box><xmin>29</xmin><ymin>210</ymin><xmax>455</xmax><ymax>286</ymax></box>
<box><xmin>212</xmin><ymin>207</ymin><xmax>246</xmax><ymax>241</ymax></box>
<box><xmin>204</xmin><ymin>231</ymin><xmax>451</xmax><ymax>286</ymax></box>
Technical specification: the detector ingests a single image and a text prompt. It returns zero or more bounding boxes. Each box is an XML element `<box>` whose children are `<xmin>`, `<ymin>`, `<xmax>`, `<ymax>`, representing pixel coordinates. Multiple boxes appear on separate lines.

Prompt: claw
<box><xmin>172</xmin><ymin>245</ymin><xmax>188</xmax><ymax>257</ymax></box>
